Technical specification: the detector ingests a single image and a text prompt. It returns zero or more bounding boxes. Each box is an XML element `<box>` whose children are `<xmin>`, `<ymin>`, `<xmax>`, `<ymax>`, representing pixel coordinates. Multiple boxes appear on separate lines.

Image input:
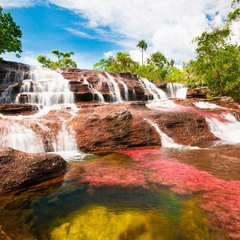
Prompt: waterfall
<box><xmin>16</xmin><ymin>68</ymin><xmax>75</xmax><ymax>107</ymax></box>
<box><xmin>105</xmin><ymin>73</ymin><xmax>123</xmax><ymax>102</ymax></box>
<box><xmin>118</xmin><ymin>79</ymin><xmax>129</xmax><ymax>101</ymax></box>
<box><xmin>205</xmin><ymin>113</ymin><xmax>240</xmax><ymax>144</ymax></box>
<box><xmin>0</xmin><ymin>117</ymin><xmax>45</xmax><ymax>153</ymax></box>
<box><xmin>166</xmin><ymin>83</ymin><xmax>187</xmax><ymax>99</ymax></box>
<box><xmin>0</xmin><ymin>67</ymin><xmax>84</xmax><ymax>161</ymax></box>
<box><xmin>139</xmin><ymin>78</ymin><xmax>167</xmax><ymax>100</ymax></box>
<box><xmin>145</xmin><ymin>119</ymin><xmax>182</xmax><ymax>148</ymax></box>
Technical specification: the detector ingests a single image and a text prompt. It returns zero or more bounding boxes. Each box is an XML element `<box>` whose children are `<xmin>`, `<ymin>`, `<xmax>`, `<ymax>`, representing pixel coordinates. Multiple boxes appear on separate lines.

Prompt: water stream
<box><xmin>0</xmin><ymin>67</ymin><xmax>84</xmax><ymax>161</ymax></box>
<box><xmin>1</xmin><ymin>67</ymin><xmax>239</xmax><ymax>239</ymax></box>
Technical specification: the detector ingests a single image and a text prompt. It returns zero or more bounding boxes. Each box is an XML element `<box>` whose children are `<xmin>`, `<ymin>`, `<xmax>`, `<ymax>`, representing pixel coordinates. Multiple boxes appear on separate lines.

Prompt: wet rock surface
<box><xmin>69</xmin><ymin>101</ymin><xmax>217</xmax><ymax>151</ymax></box>
<box><xmin>0</xmin><ymin>147</ymin><xmax>67</xmax><ymax>193</ymax></box>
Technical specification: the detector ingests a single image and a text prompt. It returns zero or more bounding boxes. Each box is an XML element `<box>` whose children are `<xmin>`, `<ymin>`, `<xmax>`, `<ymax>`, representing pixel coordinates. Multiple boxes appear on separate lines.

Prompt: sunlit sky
<box><xmin>0</xmin><ymin>0</ymin><xmax>239</xmax><ymax>69</ymax></box>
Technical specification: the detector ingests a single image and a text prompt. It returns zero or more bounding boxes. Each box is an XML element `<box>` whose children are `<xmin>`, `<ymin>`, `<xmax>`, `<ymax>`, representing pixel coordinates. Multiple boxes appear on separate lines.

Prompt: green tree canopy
<box><xmin>0</xmin><ymin>6</ymin><xmax>22</xmax><ymax>58</ymax></box>
<box><xmin>189</xmin><ymin>26</ymin><xmax>240</xmax><ymax>98</ymax></box>
<box><xmin>37</xmin><ymin>50</ymin><xmax>77</xmax><ymax>68</ymax></box>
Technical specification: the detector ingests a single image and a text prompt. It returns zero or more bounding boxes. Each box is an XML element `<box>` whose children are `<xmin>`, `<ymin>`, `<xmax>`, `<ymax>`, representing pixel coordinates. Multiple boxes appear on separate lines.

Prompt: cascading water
<box><xmin>0</xmin><ymin>65</ymin><xmax>188</xmax><ymax>159</ymax></box>
<box><xmin>194</xmin><ymin>101</ymin><xmax>225</xmax><ymax>109</ymax></box>
<box><xmin>139</xmin><ymin>78</ymin><xmax>167</xmax><ymax>100</ymax></box>
<box><xmin>16</xmin><ymin>68</ymin><xmax>75</xmax><ymax>107</ymax></box>
<box><xmin>0</xmin><ymin>67</ymin><xmax>84</xmax><ymax>161</ymax></box>
<box><xmin>166</xmin><ymin>83</ymin><xmax>187</xmax><ymax>99</ymax></box>
<box><xmin>145</xmin><ymin>119</ymin><xmax>182</xmax><ymax>148</ymax></box>
<box><xmin>105</xmin><ymin>72</ymin><xmax>123</xmax><ymax>102</ymax></box>
<box><xmin>205</xmin><ymin>113</ymin><xmax>240</xmax><ymax>144</ymax></box>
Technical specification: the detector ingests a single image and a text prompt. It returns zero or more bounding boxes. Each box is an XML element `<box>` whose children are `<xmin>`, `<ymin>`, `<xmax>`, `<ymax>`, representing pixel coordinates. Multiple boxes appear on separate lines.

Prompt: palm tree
<box><xmin>115</xmin><ymin>52</ymin><xmax>133</xmax><ymax>72</ymax></box>
<box><xmin>137</xmin><ymin>40</ymin><xmax>148</xmax><ymax>65</ymax></box>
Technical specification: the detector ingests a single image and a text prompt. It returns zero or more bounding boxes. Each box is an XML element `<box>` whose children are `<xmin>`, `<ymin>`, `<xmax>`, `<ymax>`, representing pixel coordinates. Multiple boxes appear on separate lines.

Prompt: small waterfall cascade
<box><xmin>16</xmin><ymin>68</ymin><xmax>75</xmax><ymax>107</ymax></box>
<box><xmin>0</xmin><ymin>116</ymin><xmax>45</xmax><ymax>153</ymax></box>
<box><xmin>205</xmin><ymin>113</ymin><xmax>240</xmax><ymax>144</ymax></box>
<box><xmin>145</xmin><ymin>119</ymin><xmax>182</xmax><ymax>148</ymax></box>
<box><xmin>81</xmin><ymin>78</ymin><xmax>105</xmax><ymax>102</ymax></box>
<box><xmin>105</xmin><ymin>73</ymin><xmax>123</xmax><ymax>102</ymax></box>
<box><xmin>166</xmin><ymin>83</ymin><xmax>187</xmax><ymax>99</ymax></box>
<box><xmin>0</xmin><ymin>67</ymin><xmax>84</xmax><ymax>161</ymax></box>
<box><xmin>1</xmin><ymin>68</ymin><xmax>75</xmax><ymax>106</ymax></box>
<box><xmin>139</xmin><ymin>78</ymin><xmax>168</xmax><ymax>100</ymax></box>
<box><xmin>116</xmin><ymin>76</ymin><xmax>129</xmax><ymax>101</ymax></box>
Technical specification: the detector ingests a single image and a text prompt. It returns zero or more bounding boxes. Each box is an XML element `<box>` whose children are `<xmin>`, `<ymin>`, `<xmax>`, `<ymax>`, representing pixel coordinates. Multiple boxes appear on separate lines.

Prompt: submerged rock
<box><xmin>0</xmin><ymin>147</ymin><xmax>67</xmax><ymax>193</ymax></box>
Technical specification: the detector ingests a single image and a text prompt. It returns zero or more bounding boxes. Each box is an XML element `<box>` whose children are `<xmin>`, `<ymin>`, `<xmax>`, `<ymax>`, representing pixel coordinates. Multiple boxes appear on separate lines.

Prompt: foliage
<box><xmin>187</xmin><ymin>23</ymin><xmax>240</xmax><ymax>99</ymax></box>
<box><xmin>0</xmin><ymin>6</ymin><xmax>22</xmax><ymax>58</ymax></box>
<box><xmin>37</xmin><ymin>50</ymin><xmax>77</xmax><ymax>68</ymax></box>
<box><xmin>93</xmin><ymin>50</ymin><xmax>181</xmax><ymax>83</ymax></box>
<box><xmin>137</xmin><ymin>40</ymin><xmax>148</xmax><ymax>65</ymax></box>
<box><xmin>93</xmin><ymin>1</ymin><xmax>239</xmax><ymax>100</ymax></box>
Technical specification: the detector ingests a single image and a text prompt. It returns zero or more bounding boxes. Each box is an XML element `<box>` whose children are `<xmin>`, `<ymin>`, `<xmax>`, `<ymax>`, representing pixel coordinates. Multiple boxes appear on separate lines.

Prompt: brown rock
<box><xmin>0</xmin><ymin>147</ymin><xmax>67</xmax><ymax>193</ymax></box>
<box><xmin>69</xmin><ymin>101</ymin><xmax>217</xmax><ymax>151</ymax></box>
<box><xmin>0</xmin><ymin>104</ymin><xmax>38</xmax><ymax>115</ymax></box>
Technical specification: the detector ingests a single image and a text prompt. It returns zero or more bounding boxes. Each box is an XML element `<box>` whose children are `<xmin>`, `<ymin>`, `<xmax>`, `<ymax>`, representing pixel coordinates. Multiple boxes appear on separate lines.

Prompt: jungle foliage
<box><xmin>0</xmin><ymin>6</ymin><xmax>22</xmax><ymax>58</ymax></box>
<box><xmin>37</xmin><ymin>50</ymin><xmax>77</xmax><ymax>68</ymax></box>
<box><xmin>94</xmin><ymin>1</ymin><xmax>240</xmax><ymax>100</ymax></box>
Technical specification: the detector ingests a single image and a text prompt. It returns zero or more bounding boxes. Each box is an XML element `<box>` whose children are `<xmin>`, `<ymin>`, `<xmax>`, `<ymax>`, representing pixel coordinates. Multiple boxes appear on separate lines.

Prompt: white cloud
<box><xmin>230</xmin><ymin>21</ymin><xmax>240</xmax><ymax>45</ymax></box>
<box><xmin>64</xmin><ymin>28</ymin><xmax>95</xmax><ymax>39</ymax></box>
<box><xmin>104</xmin><ymin>51</ymin><xmax>114</xmax><ymax>58</ymax></box>
<box><xmin>129</xmin><ymin>50</ymin><xmax>149</xmax><ymax>64</ymax></box>
<box><xmin>48</xmin><ymin>0</ymin><xmax>236</xmax><ymax>65</ymax></box>
<box><xmin>0</xmin><ymin>0</ymin><xmax>34</xmax><ymax>8</ymax></box>
<box><xmin>2</xmin><ymin>0</ymin><xmax>238</xmax><ymax>67</ymax></box>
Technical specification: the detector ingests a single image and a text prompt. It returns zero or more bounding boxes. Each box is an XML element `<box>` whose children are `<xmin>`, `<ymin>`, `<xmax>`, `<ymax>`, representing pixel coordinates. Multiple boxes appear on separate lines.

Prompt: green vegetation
<box><xmin>93</xmin><ymin>2</ymin><xmax>240</xmax><ymax>101</ymax></box>
<box><xmin>185</xmin><ymin>2</ymin><xmax>240</xmax><ymax>100</ymax></box>
<box><xmin>0</xmin><ymin>6</ymin><xmax>22</xmax><ymax>58</ymax></box>
<box><xmin>37</xmin><ymin>50</ymin><xmax>77</xmax><ymax>68</ymax></box>
<box><xmin>1</xmin><ymin>2</ymin><xmax>239</xmax><ymax>100</ymax></box>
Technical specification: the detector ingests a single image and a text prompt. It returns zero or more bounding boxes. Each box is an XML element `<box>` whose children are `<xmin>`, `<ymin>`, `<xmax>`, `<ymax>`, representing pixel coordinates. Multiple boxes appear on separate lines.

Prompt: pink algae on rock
<box><xmin>120</xmin><ymin>148</ymin><xmax>240</xmax><ymax>239</ymax></box>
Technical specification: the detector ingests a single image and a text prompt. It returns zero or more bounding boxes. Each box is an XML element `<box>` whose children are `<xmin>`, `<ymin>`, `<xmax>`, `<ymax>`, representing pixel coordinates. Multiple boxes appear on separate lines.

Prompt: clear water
<box><xmin>0</xmin><ymin>151</ymin><xmax>214</xmax><ymax>240</ymax></box>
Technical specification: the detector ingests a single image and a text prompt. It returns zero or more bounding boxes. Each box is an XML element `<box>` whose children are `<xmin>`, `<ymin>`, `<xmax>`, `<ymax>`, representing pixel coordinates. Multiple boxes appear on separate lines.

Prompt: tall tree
<box><xmin>191</xmin><ymin>27</ymin><xmax>240</xmax><ymax>98</ymax></box>
<box><xmin>0</xmin><ymin>6</ymin><xmax>22</xmax><ymax>58</ymax></box>
<box><xmin>137</xmin><ymin>40</ymin><xmax>148</xmax><ymax>65</ymax></box>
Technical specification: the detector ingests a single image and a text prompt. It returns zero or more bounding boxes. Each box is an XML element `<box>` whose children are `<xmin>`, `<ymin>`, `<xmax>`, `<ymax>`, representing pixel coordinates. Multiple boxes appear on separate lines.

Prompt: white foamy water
<box><xmin>145</xmin><ymin>119</ymin><xmax>183</xmax><ymax>148</ymax></box>
<box><xmin>0</xmin><ymin>119</ymin><xmax>45</xmax><ymax>153</ymax></box>
<box><xmin>0</xmin><ymin>67</ymin><xmax>85</xmax><ymax>161</ymax></box>
<box><xmin>15</xmin><ymin>68</ymin><xmax>75</xmax><ymax>107</ymax></box>
<box><xmin>146</xmin><ymin>100</ymin><xmax>186</xmax><ymax>111</ymax></box>
<box><xmin>206</xmin><ymin>113</ymin><xmax>240</xmax><ymax>144</ymax></box>
<box><xmin>139</xmin><ymin>78</ymin><xmax>167</xmax><ymax>100</ymax></box>
<box><xmin>194</xmin><ymin>102</ymin><xmax>224</xmax><ymax>109</ymax></box>
<box><xmin>145</xmin><ymin>118</ymin><xmax>200</xmax><ymax>149</ymax></box>
<box><xmin>105</xmin><ymin>72</ymin><xmax>123</xmax><ymax>102</ymax></box>
<box><xmin>166</xmin><ymin>83</ymin><xmax>187</xmax><ymax>99</ymax></box>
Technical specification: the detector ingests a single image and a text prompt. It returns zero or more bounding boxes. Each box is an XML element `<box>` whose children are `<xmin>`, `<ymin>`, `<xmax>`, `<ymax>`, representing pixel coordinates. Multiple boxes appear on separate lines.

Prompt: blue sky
<box><xmin>0</xmin><ymin>0</ymin><xmax>238</xmax><ymax>69</ymax></box>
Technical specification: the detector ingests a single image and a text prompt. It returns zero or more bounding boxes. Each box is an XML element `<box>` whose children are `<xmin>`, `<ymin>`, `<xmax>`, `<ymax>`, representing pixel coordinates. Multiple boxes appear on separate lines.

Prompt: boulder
<box><xmin>0</xmin><ymin>147</ymin><xmax>67</xmax><ymax>193</ymax></box>
<box><xmin>69</xmin><ymin>101</ymin><xmax>217</xmax><ymax>151</ymax></box>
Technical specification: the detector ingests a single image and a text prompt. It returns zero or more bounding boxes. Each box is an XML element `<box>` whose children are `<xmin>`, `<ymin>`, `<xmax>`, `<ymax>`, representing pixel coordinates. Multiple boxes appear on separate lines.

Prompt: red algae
<box><xmin>75</xmin><ymin>148</ymin><xmax>240</xmax><ymax>238</ymax></box>
<box><xmin>119</xmin><ymin>148</ymin><xmax>240</xmax><ymax>239</ymax></box>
